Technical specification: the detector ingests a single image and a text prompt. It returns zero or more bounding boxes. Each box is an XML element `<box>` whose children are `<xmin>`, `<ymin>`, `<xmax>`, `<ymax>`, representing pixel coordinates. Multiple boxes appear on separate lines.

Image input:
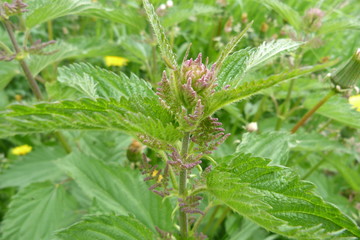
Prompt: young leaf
<box><xmin>257</xmin><ymin>0</ymin><xmax>302</xmax><ymax>30</ymax></box>
<box><xmin>206</xmin><ymin>153</ymin><xmax>360</xmax><ymax>239</ymax></box>
<box><xmin>56</xmin><ymin>151</ymin><xmax>174</xmax><ymax>232</ymax></box>
<box><xmin>236</xmin><ymin>131</ymin><xmax>291</xmax><ymax>165</ymax></box>
<box><xmin>206</xmin><ymin>62</ymin><xmax>335</xmax><ymax>116</ymax></box>
<box><xmin>56</xmin><ymin>215</ymin><xmax>156</xmax><ymax>240</ymax></box>
<box><xmin>143</xmin><ymin>0</ymin><xmax>177</xmax><ymax>68</ymax></box>
<box><xmin>1</xmin><ymin>182</ymin><xmax>78</xmax><ymax>240</ymax></box>
<box><xmin>0</xmin><ymin>146</ymin><xmax>66</xmax><ymax>189</ymax></box>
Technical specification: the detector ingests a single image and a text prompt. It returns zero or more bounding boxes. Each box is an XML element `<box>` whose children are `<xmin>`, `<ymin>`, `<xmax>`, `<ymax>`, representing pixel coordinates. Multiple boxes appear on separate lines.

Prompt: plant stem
<box><xmin>3</xmin><ymin>19</ymin><xmax>72</xmax><ymax>153</ymax></box>
<box><xmin>275</xmin><ymin>79</ymin><xmax>295</xmax><ymax>130</ymax></box>
<box><xmin>302</xmin><ymin>157</ymin><xmax>327</xmax><ymax>180</ymax></box>
<box><xmin>47</xmin><ymin>20</ymin><xmax>54</xmax><ymax>40</ymax></box>
<box><xmin>291</xmin><ymin>90</ymin><xmax>336</xmax><ymax>134</ymax></box>
<box><xmin>3</xmin><ymin>19</ymin><xmax>43</xmax><ymax>100</ymax></box>
<box><xmin>192</xmin><ymin>202</ymin><xmax>215</xmax><ymax>234</ymax></box>
<box><xmin>179</xmin><ymin>132</ymin><xmax>190</xmax><ymax>239</ymax></box>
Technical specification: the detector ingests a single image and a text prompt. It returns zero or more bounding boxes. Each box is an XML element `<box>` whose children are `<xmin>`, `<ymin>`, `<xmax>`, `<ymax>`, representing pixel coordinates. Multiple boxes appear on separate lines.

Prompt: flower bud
<box><xmin>303</xmin><ymin>8</ymin><xmax>324</xmax><ymax>32</ymax></box>
<box><xmin>245</xmin><ymin>122</ymin><xmax>258</xmax><ymax>132</ymax></box>
<box><xmin>330</xmin><ymin>48</ymin><xmax>360</xmax><ymax>90</ymax></box>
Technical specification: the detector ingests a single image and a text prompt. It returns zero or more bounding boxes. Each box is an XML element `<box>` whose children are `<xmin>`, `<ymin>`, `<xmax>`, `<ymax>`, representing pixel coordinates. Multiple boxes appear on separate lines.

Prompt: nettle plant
<box><xmin>1</xmin><ymin>0</ymin><xmax>360</xmax><ymax>240</ymax></box>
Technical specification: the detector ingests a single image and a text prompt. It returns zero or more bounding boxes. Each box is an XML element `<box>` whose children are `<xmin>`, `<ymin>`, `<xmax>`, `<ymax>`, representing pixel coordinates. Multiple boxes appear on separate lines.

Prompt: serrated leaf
<box><xmin>0</xmin><ymin>61</ymin><xmax>19</xmax><ymax>90</ymax></box>
<box><xmin>236</xmin><ymin>131</ymin><xmax>291</xmax><ymax>165</ymax></box>
<box><xmin>25</xmin><ymin>0</ymin><xmax>93</xmax><ymax>28</ymax></box>
<box><xmin>57</xmin><ymin>63</ymin><xmax>155</xmax><ymax>100</ymax></box>
<box><xmin>304</xmin><ymin>93</ymin><xmax>360</xmax><ymax>129</ymax></box>
<box><xmin>0</xmin><ymin>98</ymin><xmax>180</xmax><ymax>145</ymax></box>
<box><xmin>206</xmin><ymin>153</ymin><xmax>360</xmax><ymax>239</ymax></box>
<box><xmin>55</xmin><ymin>151</ymin><xmax>174</xmax><ymax>232</ymax></box>
<box><xmin>217</xmin><ymin>39</ymin><xmax>302</xmax><ymax>89</ymax></box>
<box><xmin>143</xmin><ymin>0</ymin><xmax>177</xmax><ymax>68</ymax></box>
<box><xmin>56</xmin><ymin>215</ymin><xmax>156</xmax><ymax>240</ymax></box>
<box><xmin>207</xmin><ymin>62</ymin><xmax>335</xmax><ymax>116</ymax></box>
<box><xmin>0</xmin><ymin>146</ymin><xmax>66</xmax><ymax>188</ymax></box>
<box><xmin>162</xmin><ymin>3</ymin><xmax>220</xmax><ymax>28</ymax></box>
<box><xmin>258</xmin><ymin>0</ymin><xmax>302</xmax><ymax>30</ymax></box>
<box><xmin>1</xmin><ymin>182</ymin><xmax>78</xmax><ymax>240</ymax></box>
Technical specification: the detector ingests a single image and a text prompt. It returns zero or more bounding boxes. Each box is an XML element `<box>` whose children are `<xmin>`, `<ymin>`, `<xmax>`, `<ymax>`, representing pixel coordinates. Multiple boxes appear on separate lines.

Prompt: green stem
<box><xmin>302</xmin><ymin>157</ymin><xmax>327</xmax><ymax>180</ymax></box>
<box><xmin>47</xmin><ymin>20</ymin><xmax>53</xmax><ymax>40</ymax></box>
<box><xmin>192</xmin><ymin>202</ymin><xmax>215</xmax><ymax>234</ymax></box>
<box><xmin>291</xmin><ymin>90</ymin><xmax>336</xmax><ymax>134</ymax></box>
<box><xmin>179</xmin><ymin>132</ymin><xmax>190</xmax><ymax>239</ymax></box>
<box><xmin>203</xmin><ymin>205</ymin><xmax>220</xmax><ymax>233</ymax></box>
<box><xmin>275</xmin><ymin>79</ymin><xmax>295</xmax><ymax>130</ymax></box>
<box><xmin>0</xmin><ymin>40</ymin><xmax>12</xmax><ymax>54</ymax></box>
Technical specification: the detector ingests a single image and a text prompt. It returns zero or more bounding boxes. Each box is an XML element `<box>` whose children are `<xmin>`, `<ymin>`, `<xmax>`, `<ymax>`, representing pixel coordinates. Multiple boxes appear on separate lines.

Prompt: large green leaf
<box><xmin>304</xmin><ymin>93</ymin><xmax>360</xmax><ymax>129</ymax></box>
<box><xmin>0</xmin><ymin>61</ymin><xmax>19</xmax><ymax>90</ymax></box>
<box><xmin>57</xmin><ymin>63</ymin><xmax>155</xmax><ymax>100</ymax></box>
<box><xmin>217</xmin><ymin>39</ymin><xmax>302</xmax><ymax>89</ymax></box>
<box><xmin>206</xmin><ymin>62</ymin><xmax>334</xmax><ymax>116</ymax></box>
<box><xmin>0</xmin><ymin>146</ymin><xmax>65</xmax><ymax>188</ymax></box>
<box><xmin>55</xmin><ymin>151</ymin><xmax>174</xmax><ymax>232</ymax></box>
<box><xmin>56</xmin><ymin>215</ymin><xmax>156</xmax><ymax>240</ymax></box>
<box><xmin>236</xmin><ymin>131</ymin><xmax>291</xmax><ymax>165</ymax></box>
<box><xmin>206</xmin><ymin>153</ymin><xmax>360</xmax><ymax>239</ymax></box>
<box><xmin>1</xmin><ymin>182</ymin><xmax>78</xmax><ymax>240</ymax></box>
<box><xmin>0</xmin><ymin>98</ymin><xmax>180</xmax><ymax>145</ymax></box>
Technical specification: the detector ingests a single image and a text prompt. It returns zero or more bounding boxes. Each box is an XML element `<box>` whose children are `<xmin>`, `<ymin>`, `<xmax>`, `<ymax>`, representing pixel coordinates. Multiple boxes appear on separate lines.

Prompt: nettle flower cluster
<box><xmin>141</xmin><ymin>54</ymin><xmax>229</xmax><ymax>194</ymax></box>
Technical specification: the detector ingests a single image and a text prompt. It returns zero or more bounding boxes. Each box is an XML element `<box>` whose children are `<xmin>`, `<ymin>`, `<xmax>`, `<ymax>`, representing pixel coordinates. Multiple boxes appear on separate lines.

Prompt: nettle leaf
<box><xmin>0</xmin><ymin>61</ymin><xmax>19</xmax><ymax>90</ymax></box>
<box><xmin>207</xmin><ymin>62</ymin><xmax>335</xmax><ymax>116</ymax></box>
<box><xmin>0</xmin><ymin>98</ymin><xmax>180</xmax><ymax>145</ymax></box>
<box><xmin>257</xmin><ymin>0</ymin><xmax>302</xmax><ymax>30</ymax></box>
<box><xmin>206</xmin><ymin>153</ymin><xmax>360</xmax><ymax>239</ymax></box>
<box><xmin>162</xmin><ymin>4</ymin><xmax>220</xmax><ymax>28</ymax></box>
<box><xmin>143</xmin><ymin>0</ymin><xmax>177</xmax><ymax>68</ymax></box>
<box><xmin>319</xmin><ymin>18</ymin><xmax>360</xmax><ymax>35</ymax></box>
<box><xmin>0</xmin><ymin>146</ymin><xmax>66</xmax><ymax>189</ymax></box>
<box><xmin>1</xmin><ymin>182</ymin><xmax>79</xmax><ymax>240</ymax></box>
<box><xmin>56</xmin><ymin>215</ymin><xmax>156</xmax><ymax>240</ymax></box>
<box><xmin>56</xmin><ymin>151</ymin><xmax>174</xmax><ymax>232</ymax></box>
<box><xmin>25</xmin><ymin>0</ymin><xmax>93</xmax><ymax>28</ymax></box>
<box><xmin>57</xmin><ymin>63</ymin><xmax>155</xmax><ymax>99</ymax></box>
<box><xmin>217</xmin><ymin>39</ymin><xmax>302</xmax><ymax>89</ymax></box>
<box><xmin>304</xmin><ymin>93</ymin><xmax>360</xmax><ymax>129</ymax></box>
<box><xmin>236</xmin><ymin>131</ymin><xmax>291</xmax><ymax>165</ymax></box>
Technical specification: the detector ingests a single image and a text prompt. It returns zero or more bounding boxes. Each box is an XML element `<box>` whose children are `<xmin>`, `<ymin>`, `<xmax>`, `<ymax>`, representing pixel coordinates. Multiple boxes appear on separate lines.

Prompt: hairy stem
<box><xmin>179</xmin><ymin>132</ymin><xmax>190</xmax><ymax>239</ymax></box>
<box><xmin>3</xmin><ymin>20</ymin><xmax>43</xmax><ymax>100</ymax></box>
<box><xmin>291</xmin><ymin>90</ymin><xmax>336</xmax><ymax>134</ymax></box>
<box><xmin>3</xmin><ymin>19</ymin><xmax>72</xmax><ymax>153</ymax></box>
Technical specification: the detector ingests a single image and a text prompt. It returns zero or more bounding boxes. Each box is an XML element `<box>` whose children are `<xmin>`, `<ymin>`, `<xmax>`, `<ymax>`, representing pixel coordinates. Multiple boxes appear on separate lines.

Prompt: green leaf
<box><xmin>217</xmin><ymin>39</ymin><xmax>302</xmax><ymax>89</ymax></box>
<box><xmin>257</xmin><ymin>0</ymin><xmax>302</xmax><ymax>30</ymax></box>
<box><xmin>291</xmin><ymin>132</ymin><xmax>345</xmax><ymax>152</ymax></box>
<box><xmin>162</xmin><ymin>4</ymin><xmax>220</xmax><ymax>28</ymax></box>
<box><xmin>1</xmin><ymin>182</ymin><xmax>78</xmax><ymax>240</ymax></box>
<box><xmin>55</xmin><ymin>151</ymin><xmax>174</xmax><ymax>232</ymax></box>
<box><xmin>57</xmin><ymin>63</ymin><xmax>155</xmax><ymax>100</ymax></box>
<box><xmin>236</xmin><ymin>131</ymin><xmax>291</xmax><ymax>165</ymax></box>
<box><xmin>0</xmin><ymin>146</ymin><xmax>66</xmax><ymax>188</ymax></box>
<box><xmin>143</xmin><ymin>0</ymin><xmax>177</xmax><ymax>68</ymax></box>
<box><xmin>0</xmin><ymin>61</ymin><xmax>19</xmax><ymax>90</ymax></box>
<box><xmin>206</xmin><ymin>153</ymin><xmax>360</xmax><ymax>239</ymax></box>
<box><xmin>207</xmin><ymin>62</ymin><xmax>335</xmax><ymax>116</ymax></box>
<box><xmin>0</xmin><ymin>98</ymin><xmax>180</xmax><ymax>146</ymax></box>
<box><xmin>319</xmin><ymin>18</ymin><xmax>360</xmax><ymax>35</ymax></box>
<box><xmin>56</xmin><ymin>215</ymin><xmax>156</xmax><ymax>240</ymax></box>
<box><xmin>304</xmin><ymin>93</ymin><xmax>360</xmax><ymax>129</ymax></box>
<box><xmin>25</xmin><ymin>0</ymin><xmax>93</xmax><ymax>28</ymax></box>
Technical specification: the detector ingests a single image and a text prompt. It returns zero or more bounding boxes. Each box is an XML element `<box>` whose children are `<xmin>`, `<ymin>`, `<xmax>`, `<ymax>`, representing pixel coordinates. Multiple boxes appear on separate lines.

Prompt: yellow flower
<box><xmin>104</xmin><ymin>56</ymin><xmax>129</xmax><ymax>67</ymax></box>
<box><xmin>349</xmin><ymin>95</ymin><xmax>360</xmax><ymax>111</ymax></box>
<box><xmin>151</xmin><ymin>170</ymin><xmax>163</xmax><ymax>183</ymax></box>
<box><xmin>11</xmin><ymin>144</ymin><xmax>32</xmax><ymax>156</ymax></box>
<box><xmin>152</xmin><ymin>170</ymin><xmax>159</xmax><ymax>177</ymax></box>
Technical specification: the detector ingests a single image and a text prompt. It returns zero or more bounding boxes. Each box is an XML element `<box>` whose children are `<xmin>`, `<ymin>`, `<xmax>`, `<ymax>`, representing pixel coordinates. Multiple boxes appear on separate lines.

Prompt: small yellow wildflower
<box><xmin>349</xmin><ymin>95</ymin><xmax>360</xmax><ymax>111</ymax></box>
<box><xmin>104</xmin><ymin>56</ymin><xmax>129</xmax><ymax>67</ymax></box>
<box><xmin>11</xmin><ymin>144</ymin><xmax>32</xmax><ymax>156</ymax></box>
<box><xmin>157</xmin><ymin>175</ymin><xmax>163</xmax><ymax>183</ymax></box>
<box><xmin>152</xmin><ymin>170</ymin><xmax>159</xmax><ymax>177</ymax></box>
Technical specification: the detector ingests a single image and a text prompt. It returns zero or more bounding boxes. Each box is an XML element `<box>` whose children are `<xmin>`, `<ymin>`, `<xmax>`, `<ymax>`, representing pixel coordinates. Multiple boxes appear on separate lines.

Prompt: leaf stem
<box><xmin>179</xmin><ymin>132</ymin><xmax>190</xmax><ymax>239</ymax></box>
<box><xmin>291</xmin><ymin>90</ymin><xmax>336</xmax><ymax>134</ymax></box>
